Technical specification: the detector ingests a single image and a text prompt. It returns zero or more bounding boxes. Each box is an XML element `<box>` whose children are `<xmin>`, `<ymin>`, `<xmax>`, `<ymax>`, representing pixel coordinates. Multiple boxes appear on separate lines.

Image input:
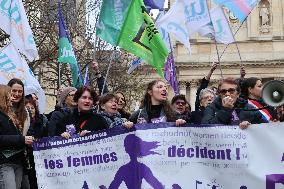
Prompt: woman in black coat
<box><xmin>202</xmin><ymin>77</ymin><xmax>268</xmax><ymax>128</ymax></box>
<box><xmin>56</xmin><ymin>86</ymin><xmax>108</xmax><ymax>139</ymax></box>
<box><xmin>0</xmin><ymin>85</ymin><xmax>33</xmax><ymax>189</ymax></box>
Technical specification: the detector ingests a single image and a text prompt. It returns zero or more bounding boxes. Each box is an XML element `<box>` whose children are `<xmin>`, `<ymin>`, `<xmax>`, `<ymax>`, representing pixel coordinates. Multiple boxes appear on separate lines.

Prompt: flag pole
<box><xmin>206</xmin><ymin>0</ymin><xmax>223</xmax><ymax>78</ymax></box>
<box><xmin>167</xmin><ymin>35</ymin><xmax>180</xmax><ymax>94</ymax></box>
<box><xmin>235</xmin><ymin>41</ymin><xmax>243</xmax><ymax>66</ymax></box>
<box><xmin>219</xmin><ymin>0</ymin><xmax>259</xmax><ymax>60</ymax></box>
<box><xmin>219</xmin><ymin>19</ymin><xmax>246</xmax><ymax>61</ymax></box>
<box><xmin>218</xmin><ymin>19</ymin><xmax>248</xmax><ymax>69</ymax></box>
<box><xmin>101</xmin><ymin>47</ymin><xmax>116</xmax><ymax>95</ymax></box>
<box><xmin>58</xmin><ymin>63</ymin><xmax>61</xmax><ymax>90</ymax></box>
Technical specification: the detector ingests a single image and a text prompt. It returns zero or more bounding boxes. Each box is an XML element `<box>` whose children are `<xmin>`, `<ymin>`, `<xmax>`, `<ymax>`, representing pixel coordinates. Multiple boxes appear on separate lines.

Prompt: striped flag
<box><xmin>214</xmin><ymin>0</ymin><xmax>258</xmax><ymax>22</ymax></box>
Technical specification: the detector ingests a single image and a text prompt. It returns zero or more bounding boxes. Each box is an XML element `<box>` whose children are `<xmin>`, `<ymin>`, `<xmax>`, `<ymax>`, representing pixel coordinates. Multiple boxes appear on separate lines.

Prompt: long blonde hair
<box><xmin>0</xmin><ymin>85</ymin><xmax>21</xmax><ymax>132</ymax></box>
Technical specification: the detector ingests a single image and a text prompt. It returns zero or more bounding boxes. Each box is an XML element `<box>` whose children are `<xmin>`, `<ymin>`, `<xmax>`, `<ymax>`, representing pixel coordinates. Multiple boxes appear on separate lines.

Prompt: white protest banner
<box><xmin>0</xmin><ymin>43</ymin><xmax>45</xmax><ymax>113</ymax></box>
<box><xmin>0</xmin><ymin>0</ymin><xmax>38</xmax><ymax>61</ymax></box>
<box><xmin>33</xmin><ymin>122</ymin><xmax>284</xmax><ymax>189</ymax></box>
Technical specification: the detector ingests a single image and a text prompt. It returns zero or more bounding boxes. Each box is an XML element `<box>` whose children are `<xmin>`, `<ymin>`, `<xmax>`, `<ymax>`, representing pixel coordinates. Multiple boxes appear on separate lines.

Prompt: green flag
<box><xmin>96</xmin><ymin>0</ymin><xmax>169</xmax><ymax>76</ymax></box>
<box><xmin>58</xmin><ymin>3</ymin><xmax>83</xmax><ymax>88</ymax></box>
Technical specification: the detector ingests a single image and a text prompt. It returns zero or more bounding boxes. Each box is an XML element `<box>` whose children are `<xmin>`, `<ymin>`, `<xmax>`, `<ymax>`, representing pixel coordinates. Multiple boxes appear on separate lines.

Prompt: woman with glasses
<box><xmin>190</xmin><ymin>88</ymin><xmax>216</xmax><ymax>124</ymax></box>
<box><xmin>241</xmin><ymin>77</ymin><xmax>276</xmax><ymax>122</ymax></box>
<box><xmin>56</xmin><ymin>87</ymin><xmax>108</xmax><ymax>139</ymax></box>
<box><xmin>171</xmin><ymin>95</ymin><xmax>191</xmax><ymax>122</ymax></box>
<box><xmin>130</xmin><ymin>80</ymin><xmax>185</xmax><ymax>126</ymax></box>
<box><xmin>202</xmin><ymin>77</ymin><xmax>267</xmax><ymax>128</ymax></box>
<box><xmin>47</xmin><ymin>87</ymin><xmax>77</xmax><ymax>136</ymax></box>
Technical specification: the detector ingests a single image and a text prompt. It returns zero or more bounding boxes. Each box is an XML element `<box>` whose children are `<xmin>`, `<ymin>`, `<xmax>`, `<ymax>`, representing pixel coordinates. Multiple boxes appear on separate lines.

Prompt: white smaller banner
<box><xmin>0</xmin><ymin>43</ymin><xmax>45</xmax><ymax>113</ymax></box>
<box><xmin>156</xmin><ymin>12</ymin><xmax>171</xmax><ymax>53</ymax></box>
<box><xmin>156</xmin><ymin>0</ymin><xmax>191</xmax><ymax>53</ymax></box>
<box><xmin>198</xmin><ymin>6</ymin><xmax>235</xmax><ymax>44</ymax></box>
<box><xmin>0</xmin><ymin>0</ymin><xmax>38</xmax><ymax>61</ymax></box>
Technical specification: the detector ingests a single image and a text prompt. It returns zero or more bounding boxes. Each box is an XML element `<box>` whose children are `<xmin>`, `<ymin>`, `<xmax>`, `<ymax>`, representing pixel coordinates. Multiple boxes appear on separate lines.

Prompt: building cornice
<box><xmin>176</xmin><ymin>60</ymin><xmax>284</xmax><ymax>69</ymax></box>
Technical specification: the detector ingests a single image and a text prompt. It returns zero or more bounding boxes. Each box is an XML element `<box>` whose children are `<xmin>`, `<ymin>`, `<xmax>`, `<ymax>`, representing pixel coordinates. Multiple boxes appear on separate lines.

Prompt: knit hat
<box><xmin>57</xmin><ymin>87</ymin><xmax>77</xmax><ymax>108</ymax></box>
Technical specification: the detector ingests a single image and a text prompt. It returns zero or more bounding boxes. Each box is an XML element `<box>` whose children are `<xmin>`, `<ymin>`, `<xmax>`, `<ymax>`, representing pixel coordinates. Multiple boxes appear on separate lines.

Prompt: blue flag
<box><xmin>127</xmin><ymin>58</ymin><xmax>143</xmax><ymax>74</ymax></box>
<box><xmin>144</xmin><ymin>0</ymin><xmax>165</xmax><ymax>10</ymax></box>
<box><xmin>83</xmin><ymin>65</ymin><xmax>89</xmax><ymax>86</ymax></box>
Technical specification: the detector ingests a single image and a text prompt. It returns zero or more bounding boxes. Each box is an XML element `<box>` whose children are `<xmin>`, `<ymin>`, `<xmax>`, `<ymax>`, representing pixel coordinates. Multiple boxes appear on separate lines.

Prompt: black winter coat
<box><xmin>48</xmin><ymin>107</ymin><xmax>72</xmax><ymax>136</ymax></box>
<box><xmin>56</xmin><ymin>109</ymin><xmax>108</xmax><ymax>136</ymax></box>
<box><xmin>0</xmin><ymin>110</ymin><xmax>25</xmax><ymax>164</ymax></box>
<box><xmin>201</xmin><ymin>97</ymin><xmax>268</xmax><ymax>125</ymax></box>
<box><xmin>189</xmin><ymin>107</ymin><xmax>205</xmax><ymax>125</ymax></box>
<box><xmin>195</xmin><ymin>77</ymin><xmax>209</xmax><ymax>111</ymax></box>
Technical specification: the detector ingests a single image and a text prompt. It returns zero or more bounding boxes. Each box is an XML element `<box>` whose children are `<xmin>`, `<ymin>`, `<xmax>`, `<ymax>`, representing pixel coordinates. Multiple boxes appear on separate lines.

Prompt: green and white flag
<box><xmin>58</xmin><ymin>2</ymin><xmax>83</xmax><ymax>88</ymax></box>
<box><xmin>96</xmin><ymin>0</ymin><xmax>169</xmax><ymax>76</ymax></box>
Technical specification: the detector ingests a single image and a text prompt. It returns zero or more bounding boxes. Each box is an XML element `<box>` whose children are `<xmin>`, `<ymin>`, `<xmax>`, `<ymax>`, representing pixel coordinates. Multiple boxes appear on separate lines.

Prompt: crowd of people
<box><xmin>0</xmin><ymin>61</ymin><xmax>283</xmax><ymax>189</ymax></box>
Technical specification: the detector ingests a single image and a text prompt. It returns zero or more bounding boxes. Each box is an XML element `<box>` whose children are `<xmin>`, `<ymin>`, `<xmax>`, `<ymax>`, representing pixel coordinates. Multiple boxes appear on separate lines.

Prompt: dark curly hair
<box><xmin>73</xmin><ymin>86</ymin><xmax>98</xmax><ymax>103</ymax></box>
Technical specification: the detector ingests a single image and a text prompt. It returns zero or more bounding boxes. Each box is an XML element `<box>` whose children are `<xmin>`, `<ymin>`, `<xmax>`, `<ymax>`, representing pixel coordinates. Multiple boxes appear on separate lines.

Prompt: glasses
<box><xmin>219</xmin><ymin>88</ymin><xmax>237</xmax><ymax>95</ymax></box>
<box><xmin>68</xmin><ymin>93</ymin><xmax>75</xmax><ymax>97</ymax></box>
<box><xmin>175</xmin><ymin>101</ymin><xmax>186</xmax><ymax>105</ymax></box>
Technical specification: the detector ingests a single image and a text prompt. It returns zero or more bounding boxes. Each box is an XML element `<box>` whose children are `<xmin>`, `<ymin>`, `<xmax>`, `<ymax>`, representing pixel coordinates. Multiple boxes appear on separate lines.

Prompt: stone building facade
<box><xmin>165</xmin><ymin>0</ymin><xmax>284</xmax><ymax>110</ymax></box>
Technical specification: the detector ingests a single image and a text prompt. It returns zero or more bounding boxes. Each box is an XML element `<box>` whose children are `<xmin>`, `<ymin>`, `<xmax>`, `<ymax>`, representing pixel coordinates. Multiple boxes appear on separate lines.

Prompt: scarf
<box><xmin>100</xmin><ymin>111</ymin><xmax>124</xmax><ymax>128</ymax></box>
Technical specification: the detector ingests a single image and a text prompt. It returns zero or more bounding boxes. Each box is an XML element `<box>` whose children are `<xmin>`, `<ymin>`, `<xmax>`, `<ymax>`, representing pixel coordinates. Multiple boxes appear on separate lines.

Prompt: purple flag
<box><xmin>144</xmin><ymin>0</ymin><xmax>165</xmax><ymax>10</ymax></box>
<box><xmin>164</xmin><ymin>52</ymin><xmax>179</xmax><ymax>95</ymax></box>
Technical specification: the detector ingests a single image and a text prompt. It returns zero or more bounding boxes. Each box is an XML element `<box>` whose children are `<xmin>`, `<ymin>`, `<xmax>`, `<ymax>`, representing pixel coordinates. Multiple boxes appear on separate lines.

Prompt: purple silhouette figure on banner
<box><xmin>172</xmin><ymin>184</ymin><xmax>182</xmax><ymax>189</ymax></box>
<box><xmin>108</xmin><ymin>134</ymin><xmax>164</xmax><ymax>189</ymax></box>
<box><xmin>82</xmin><ymin>181</ymin><xmax>89</xmax><ymax>189</ymax></box>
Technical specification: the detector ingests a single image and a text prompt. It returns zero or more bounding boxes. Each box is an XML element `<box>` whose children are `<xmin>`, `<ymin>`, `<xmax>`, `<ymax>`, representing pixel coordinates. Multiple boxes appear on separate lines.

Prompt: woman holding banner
<box><xmin>99</xmin><ymin>93</ymin><xmax>133</xmax><ymax>129</ymax></box>
<box><xmin>0</xmin><ymin>85</ymin><xmax>33</xmax><ymax>189</ymax></box>
<box><xmin>130</xmin><ymin>80</ymin><xmax>185</xmax><ymax>126</ymax></box>
<box><xmin>56</xmin><ymin>86</ymin><xmax>108</xmax><ymax>139</ymax></box>
<box><xmin>202</xmin><ymin>77</ymin><xmax>267</xmax><ymax>129</ymax></box>
<box><xmin>24</xmin><ymin>95</ymin><xmax>48</xmax><ymax>189</ymax></box>
<box><xmin>48</xmin><ymin>87</ymin><xmax>77</xmax><ymax>136</ymax></box>
<box><xmin>7</xmin><ymin>78</ymin><xmax>34</xmax><ymax>189</ymax></box>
